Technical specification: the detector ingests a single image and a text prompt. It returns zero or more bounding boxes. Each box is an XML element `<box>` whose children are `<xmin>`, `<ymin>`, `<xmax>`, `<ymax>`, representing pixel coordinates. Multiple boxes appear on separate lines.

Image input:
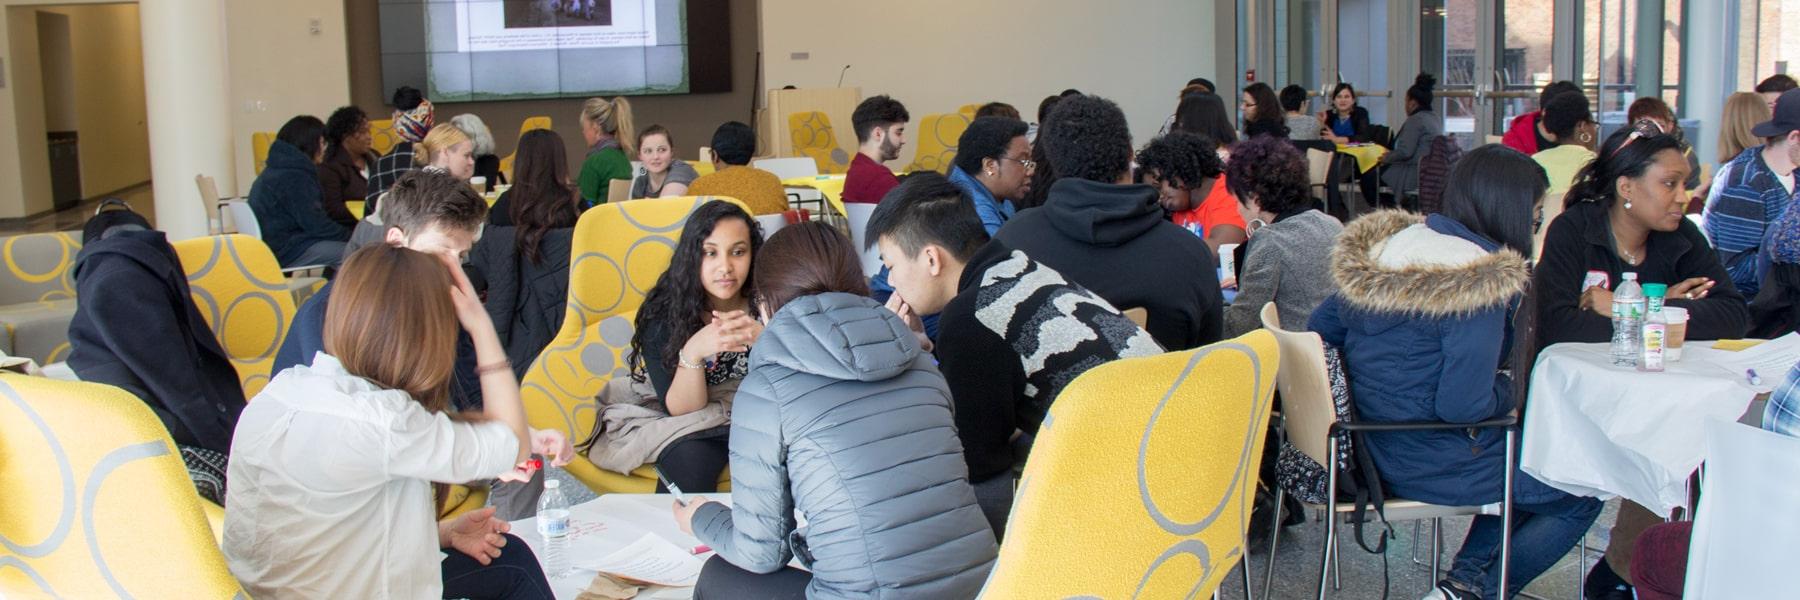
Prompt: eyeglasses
<box><xmin>999</xmin><ymin>156</ymin><xmax>1036</xmax><ymax>171</ymax></box>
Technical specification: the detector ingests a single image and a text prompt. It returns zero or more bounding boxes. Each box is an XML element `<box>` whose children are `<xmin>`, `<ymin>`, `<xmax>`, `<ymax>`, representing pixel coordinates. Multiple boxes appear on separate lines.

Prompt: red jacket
<box><xmin>1500</xmin><ymin>111</ymin><xmax>1541</xmax><ymax>155</ymax></box>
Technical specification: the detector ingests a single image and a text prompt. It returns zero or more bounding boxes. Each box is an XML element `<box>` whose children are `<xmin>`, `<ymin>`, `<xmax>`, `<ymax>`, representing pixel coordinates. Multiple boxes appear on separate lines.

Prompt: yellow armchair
<box><xmin>982</xmin><ymin>331</ymin><xmax>1280</xmax><ymax>598</ymax></box>
<box><xmin>0</xmin><ymin>374</ymin><xmax>244</xmax><ymax>598</ymax></box>
<box><xmin>170</xmin><ymin>234</ymin><xmax>298</xmax><ymax>397</ymax></box>
<box><xmin>520</xmin><ymin>196</ymin><xmax>747</xmax><ymax>495</ymax></box>
<box><xmin>787</xmin><ymin>111</ymin><xmax>851</xmax><ymax>174</ymax></box>
<box><xmin>251</xmin><ymin>131</ymin><xmax>275</xmax><ymax>175</ymax></box>
<box><xmin>0</xmin><ymin>231</ymin><xmax>81</xmax><ymax>364</ymax></box>
<box><xmin>369</xmin><ymin>118</ymin><xmax>403</xmax><ymax>157</ymax></box>
<box><xmin>499</xmin><ymin>116</ymin><xmax>554</xmax><ymax>182</ymax></box>
<box><xmin>905</xmin><ymin>113</ymin><xmax>972</xmax><ymax>174</ymax></box>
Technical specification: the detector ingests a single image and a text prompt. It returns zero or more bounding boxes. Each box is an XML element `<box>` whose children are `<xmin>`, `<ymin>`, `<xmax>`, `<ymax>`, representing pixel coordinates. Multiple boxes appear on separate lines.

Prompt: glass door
<box><xmin>1425</xmin><ymin>0</ymin><xmax>1560</xmax><ymax>149</ymax></box>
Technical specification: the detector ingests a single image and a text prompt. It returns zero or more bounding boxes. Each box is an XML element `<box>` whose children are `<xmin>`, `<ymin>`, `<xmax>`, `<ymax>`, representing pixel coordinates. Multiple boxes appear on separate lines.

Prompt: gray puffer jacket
<box><xmin>691</xmin><ymin>292</ymin><xmax>997</xmax><ymax>599</ymax></box>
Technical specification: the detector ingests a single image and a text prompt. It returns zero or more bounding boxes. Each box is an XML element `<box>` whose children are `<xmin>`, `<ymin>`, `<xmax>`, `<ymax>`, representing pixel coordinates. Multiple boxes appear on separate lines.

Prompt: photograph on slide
<box><xmin>504</xmin><ymin>0</ymin><xmax>614</xmax><ymax>28</ymax></box>
<box><xmin>460</xmin><ymin>0</ymin><xmax>657</xmax><ymax>53</ymax></box>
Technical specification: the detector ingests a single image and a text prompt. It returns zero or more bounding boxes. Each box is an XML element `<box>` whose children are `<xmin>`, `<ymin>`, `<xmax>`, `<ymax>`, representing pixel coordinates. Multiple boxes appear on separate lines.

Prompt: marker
<box><xmin>691</xmin><ymin>544</ymin><xmax>712</xmax><ymax>555</ymax></box>
<box><xmin>1748</xmin><ymin>369</ymin><xmax>1763</xmax><ymax>386</ymax></box>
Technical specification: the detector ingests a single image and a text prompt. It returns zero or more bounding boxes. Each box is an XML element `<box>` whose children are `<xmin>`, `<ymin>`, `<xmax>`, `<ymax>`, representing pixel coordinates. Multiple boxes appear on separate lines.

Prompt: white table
<box><xmin>1521</xmin><ymin>342</ymin><xmax>1762</xmax><ymax>515</ymax></box>
<box><xmin>510</xmin><ymin>493</ymin><xmax>717</xmax><ymax>600</ymax></box>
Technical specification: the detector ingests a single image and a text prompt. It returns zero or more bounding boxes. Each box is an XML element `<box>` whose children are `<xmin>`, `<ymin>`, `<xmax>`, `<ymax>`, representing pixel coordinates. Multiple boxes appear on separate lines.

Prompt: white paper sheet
<box><xmin>576</xmin><ymin>533</ymin><xmax>704</xmax><ymax>587</ymax></box>
<box><xmin>1707</xmin><ymin>333</ymin><xmax>1800</xmax><ymax>393</ymax></box>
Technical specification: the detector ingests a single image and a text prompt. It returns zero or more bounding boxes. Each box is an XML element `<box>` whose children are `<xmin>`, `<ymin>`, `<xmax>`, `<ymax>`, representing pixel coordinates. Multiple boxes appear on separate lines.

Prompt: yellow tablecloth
<box><xmin>1336</xmin><ymin>143</ymin><xmax>1388</xmax><ymax>174</ymax></box>
<box><xmin>345</xmin><ymin>195</ymin><xmax>499</xmax><ymax>220</ymax></box>
<box><xmin>781</xmin><ymin>174</ymin><xmax>848</xmax><ymax>217</ymax></box>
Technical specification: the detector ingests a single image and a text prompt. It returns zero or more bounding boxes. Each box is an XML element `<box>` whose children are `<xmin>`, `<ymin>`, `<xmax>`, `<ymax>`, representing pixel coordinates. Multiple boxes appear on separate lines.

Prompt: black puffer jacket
<box><xmin>467</xmin><ymin>226</ymin><xmax>573</xmax><ymax>377</ymax></box>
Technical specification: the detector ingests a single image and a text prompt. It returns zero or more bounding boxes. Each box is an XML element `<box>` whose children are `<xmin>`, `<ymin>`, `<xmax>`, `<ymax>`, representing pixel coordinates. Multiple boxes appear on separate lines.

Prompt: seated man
<box><xmin>686</xmin><ymin>121</ymin><xmax>789</xmax><ymax>215</ymax></box>
<box><xmin>994</xmin><ymin>94</ymin><xmax>1224</xmax><ymax>351</ymax></box>
<box><xmin>274</xmin><ymin>169</ymin><xmax>487</xmax><ymax>411</ymax></box>
<box><xmin>842</xmin><ymin>95</ymin><xmax>909</xmax><ymax>204</ymax></box>
<box><xmin>1706</xmin><ymin>88</ymin><xmax>1800</xmax><ymax>297</ymax></box>
<box><xmin>866</xmin><ymin>172</ymin><xmax>1162</xmax><ymax>537</ymax></box>
<box><xmin>67</xmin><ymin>205</ymin><xmax>245</xmax><ymax>503</ymax></box>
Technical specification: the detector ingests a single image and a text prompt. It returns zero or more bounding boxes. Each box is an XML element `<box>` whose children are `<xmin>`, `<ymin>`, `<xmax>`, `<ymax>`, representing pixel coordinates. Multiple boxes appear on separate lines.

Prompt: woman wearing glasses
<box><xmin>1532</xmin><ymin>121</ymin><xmax>1749</xmax><ymax>599</ymax></box>
<box><xmin>948</xmin><ymin>116</ymin><xmax>1034</xmax><ymax>235</ymax></box>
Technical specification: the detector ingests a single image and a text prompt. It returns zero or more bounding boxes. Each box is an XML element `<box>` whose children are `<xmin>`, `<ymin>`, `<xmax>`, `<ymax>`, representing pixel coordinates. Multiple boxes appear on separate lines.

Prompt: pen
<box><xmin>1748</xmin><ymin>369</ymin><xmax>1763</xmax><ymax>386</ymax></box>
<box><xmin>657</xmin><ymin>466</ymin><xmax>688</xmax><ymax>506</ymax></box>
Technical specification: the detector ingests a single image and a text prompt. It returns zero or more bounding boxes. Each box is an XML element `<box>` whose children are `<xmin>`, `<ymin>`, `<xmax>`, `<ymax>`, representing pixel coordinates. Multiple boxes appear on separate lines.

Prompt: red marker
<box><xmin>691</xmin><ymin>544</ymin><xmax>712</xmax><ymax>555</ymax></box>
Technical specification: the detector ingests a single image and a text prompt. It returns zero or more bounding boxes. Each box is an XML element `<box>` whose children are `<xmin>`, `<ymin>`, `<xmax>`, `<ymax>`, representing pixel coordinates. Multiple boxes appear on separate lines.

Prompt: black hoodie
<box><xmin>994</xmin><ymin>178</ymin><xmax>1224</xmax><ymax>350</ymax></box>
<box><xmin>66</xmin><ymin>230</ymin><xmax>246</xmax><ymax>453</ymax></box>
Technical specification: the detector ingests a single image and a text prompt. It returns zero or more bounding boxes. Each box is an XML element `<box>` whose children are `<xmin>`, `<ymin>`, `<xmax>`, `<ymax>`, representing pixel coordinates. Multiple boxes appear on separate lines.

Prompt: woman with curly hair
<box><xmin>319</xmin><ymin>106</ymin><xmax>377</xmax><ymax>227</ymax></box>
<box><xmin>1136</xmin><ymin>130</ymin><xmax>1246</xmax><ymax>253</ymax></box>
<box><xmin>624</xmin><ymin>200</ymin><xmax>764</xmax><ymax>493</ymax></box>
<box><xmin>1220</xmin><ymin>136</ymin><xmax>1342</xmax><ymax>336</ymax></box>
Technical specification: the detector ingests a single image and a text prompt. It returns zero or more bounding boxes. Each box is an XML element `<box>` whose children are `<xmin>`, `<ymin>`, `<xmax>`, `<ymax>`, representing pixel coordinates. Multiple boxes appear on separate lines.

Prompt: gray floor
<box><xmin>1218</xmin><ymin>499</ymin><xmax>1618</xmax><ymax>600</ymax></box>
<box><xmin>0</xmin><ymin>183</ymin><xmax>155</xmax><ymax>235</ymax></box>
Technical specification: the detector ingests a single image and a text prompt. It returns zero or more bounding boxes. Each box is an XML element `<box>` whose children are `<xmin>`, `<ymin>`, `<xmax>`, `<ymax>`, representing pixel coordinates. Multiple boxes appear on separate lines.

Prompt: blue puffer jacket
<box><xmin>1308</xmin><ymin>211</ymin><xmax>1544</xmax><ymax>507</ymax></box>
<box><xmin>691</xmin><ymin>292</ymin><xmax>997</xmax><ymax>599</ymax></box>
<box><xmin>247</xmin><ymin>140</ymin><xmax>350</xmax><ymax>266</ymax></box>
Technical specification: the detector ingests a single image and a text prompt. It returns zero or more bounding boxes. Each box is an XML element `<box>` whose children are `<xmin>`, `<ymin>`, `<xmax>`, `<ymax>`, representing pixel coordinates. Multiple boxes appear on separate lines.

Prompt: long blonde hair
<box><xmin>414</xmin><ymin>124</ymin><xmax>470</xmax><ymax>167</ymax></box>
<box><xmin>1720</xmin><ymin>92</ymin><xmax>1771</xmax><ymax>163</ymax></box>
<box><xmin>581</xmin><ymin>96</ymin><xmax>637</xmax><ymax>155</ymax></box>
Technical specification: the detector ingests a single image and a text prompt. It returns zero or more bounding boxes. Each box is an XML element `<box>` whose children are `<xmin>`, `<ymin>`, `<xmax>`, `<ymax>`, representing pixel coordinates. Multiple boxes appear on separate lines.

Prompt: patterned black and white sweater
<box><xmin>935</xmin><ymin>240</ymin><xmax>1163</xmax><ymax>482</ymax></box>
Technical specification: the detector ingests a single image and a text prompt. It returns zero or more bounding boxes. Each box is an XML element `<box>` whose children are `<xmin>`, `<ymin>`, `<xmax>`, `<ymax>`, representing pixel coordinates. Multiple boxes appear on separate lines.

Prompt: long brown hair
<box><xmin>1719</xmin><ymin>92</ymin><xmax>1770</xmax><ymax>162</ymax></box>
<box><xmin>509</xmin><ymin>129</ymin><xmax>579</xmax><ymax>264</ymax></box>
<box><xmin>324</xmin><ymin>245</ymin><xmax>460</xmax><ymax>414</ymax></box>
<box><xmin>752</xmin><ymin>222</ymin><xmax>870</xmax><ymax>315</ymax></box>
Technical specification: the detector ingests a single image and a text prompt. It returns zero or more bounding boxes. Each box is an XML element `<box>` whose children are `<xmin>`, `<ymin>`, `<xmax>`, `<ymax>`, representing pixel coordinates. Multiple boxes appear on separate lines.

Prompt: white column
<box><xmin>138</xmin><ymin>0</ymin><xmax>233</xmax><ymax>240</ymax></box>
<box><xmin>1684</xmin><ymin>0</ymin><xmax>1730</xmax><ymax>168</ymax></box>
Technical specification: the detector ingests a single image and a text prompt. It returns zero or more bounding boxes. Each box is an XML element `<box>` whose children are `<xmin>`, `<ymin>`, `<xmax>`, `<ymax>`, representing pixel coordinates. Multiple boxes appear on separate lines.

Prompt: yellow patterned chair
<box><xmin>369</xmin><ymin>118</ymin><xmax>404</xmax><ymax>157</ymax></box>
<box><xmin>520</xmin><ymin>196</ymin><xmax>744</xmax><ymax>494</ymax></box>
<box><xmin>499</xmin><ymin>116</ymin><xmax>554</xmax><ymax>182</ymax></box>
<box><xmin>0</xmin><ymin>232</ymin><xmax>81</xmax><ymax>365</ymax></box>
<box><xmin>251</xmin><ymin>131</ymin><xmax>275</xmax><ymax>176</ymax></box>
<box><xmin>170</xmin><ymin>234</ymin><xmax>297</xmax><ymax>398</ymax></box>
<box><xmin>958</xmin><ymin>103</ymin><xmax>980</xmax><ymax>120</ymax></box>
<box><xmin>981</xmin><ymin>330</ymin><xmax>1279</xmax><ymax>598</ymax></box>
<box><xmin>787</xmin><ymin>111</ymin><xmax>851</xmax><ymax>174</ymax></box>
<box><xmin>0</xmin><ymin>374</ymin><xmax>244</xmax><ymax>598</ymax></box>
<box><xmin>904</xmin><ymin>113</ymin><xmax>971</xmax><ymax>174</ymax></box>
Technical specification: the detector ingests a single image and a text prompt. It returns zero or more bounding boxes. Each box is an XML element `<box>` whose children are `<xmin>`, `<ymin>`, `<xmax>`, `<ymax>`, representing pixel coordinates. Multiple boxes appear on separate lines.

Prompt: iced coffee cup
<box><xmin>1663</xmin><ymin>307</ymin><xmax>1689</xmax><ymax>361</ymax></box>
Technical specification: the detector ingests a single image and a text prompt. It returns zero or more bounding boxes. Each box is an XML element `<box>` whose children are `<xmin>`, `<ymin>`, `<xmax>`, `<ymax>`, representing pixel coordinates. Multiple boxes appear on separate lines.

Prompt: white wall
<box><xmin>222</xmin><ymin>0</ymin><xmax>349</xmax><ymax>195</ymax></box>
<box><xmin>34</xmin><ymin>10</ymin><xmax>70</xmax><ymax>131</ymax></box>
<box><xmin>39</xmin><ymin>4</ymin><xmax>150</xmax><ymax>197</ymax></box>
<box><xmin>760</xmin><ymin>0</ymin><xmax>1219</xmax><ymax>165</ymax></box>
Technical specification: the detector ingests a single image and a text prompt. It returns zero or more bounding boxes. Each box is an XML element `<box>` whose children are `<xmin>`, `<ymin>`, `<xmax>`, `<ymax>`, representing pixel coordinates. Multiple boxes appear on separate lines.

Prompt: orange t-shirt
<box><xmin>1171</xmin><ymin>178</ymin><xmax>1246</xmax><ymax>238</ymax></box>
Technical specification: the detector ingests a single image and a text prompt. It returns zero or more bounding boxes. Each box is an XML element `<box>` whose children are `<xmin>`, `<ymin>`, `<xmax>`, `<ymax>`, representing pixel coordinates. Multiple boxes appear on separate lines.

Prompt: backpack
<box><xmin>1415</xmin><ymin>135</ymin><xmax>1464</xmax><ymax>215</ymax></box>
<box><xmin>1272</xmin><ymin>342</ymin><xmax>1395</xmax><ymax>554</ymax></box>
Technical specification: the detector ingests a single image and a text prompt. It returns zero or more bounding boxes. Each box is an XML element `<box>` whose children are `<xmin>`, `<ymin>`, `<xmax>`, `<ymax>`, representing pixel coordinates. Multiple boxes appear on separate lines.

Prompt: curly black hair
<box><xmin>628</xmin><ymin>200</ymin><xmax>765</xmax><ymax>381</ymax></box>
<box><xmin>953</xmin><ymin>117</ymin><xmax>1029</xmax><ymax>176</ymax></box>
<box><xmin>1136</xmin><ymin>131</ymin><xmax>1223</xmax><ymax>190</ymax></box>
<box><xmin>1224</xmin><ymin>135</ymin><xmax>1310</xmax><ymax>215</ymax></box>
<box><xmin>1541</xmin><ymin>91</ymin><xmax>1593</xmax><ymax>139</ymax></box>
<box><xmin>1040</xmin><ymin>94</ymin><xmax>1132</xmax><ymax>183</ymax></box>
<box><xmin>323</xmin><ymin>105</ymin><xmax>369</xmax><ymax>163</ymax></box>
<box><xmin>1404</xmin><ymin>73</ymin><xmax>1437</xmax><ymax>113</ymax></box>
<box><xmin>852</xmin><ymin>95</ymin><xmax>910</xmax><ymax>143</ymax></box>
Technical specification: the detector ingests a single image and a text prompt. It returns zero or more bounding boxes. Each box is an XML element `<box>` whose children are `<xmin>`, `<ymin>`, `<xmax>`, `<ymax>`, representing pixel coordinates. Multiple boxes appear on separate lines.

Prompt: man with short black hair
<box><xmin>1757</xmin><ymin>74</ymin><xmax>1798</xmax><ymax>112</ymax></box>
<box><xmin>866</xmin><ymin>172</ymin><xmax>1161</xmax><ymax>537</ymax></box>
<box><xmin>686</xmin><ymin>121</ymin><xmax>788</xmax><ymax>215</ymax></box>
<box><xmin>842</xmin><ymin>95</ymin><xmax>909</xmax><ymax>204</ymax></box>
<box><xmin>1706</xmin><ymin>88</ymin><xmax>1800</xmax><ymax>296</ymax></box>
<box><xmin>993</xmin><ymin>94</ymin><xmax>1224</xmax><ymax>351</ymax></box>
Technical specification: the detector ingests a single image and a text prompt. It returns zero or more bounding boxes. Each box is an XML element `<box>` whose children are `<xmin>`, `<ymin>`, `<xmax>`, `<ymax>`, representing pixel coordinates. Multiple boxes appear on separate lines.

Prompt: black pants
<box><xmin>1325</xmin><ymin>156</ymin><xmax>1381</xmax><ymax>219</ymax></box>
<box><xmin>440</xmin><ymin>533</ymin><xmax>554</xmax><ymax>600</ymax></box>
<box><xmin>692</xmin><ymin>555</ymin><xmax>811</xmax><ymax>600</ymax></box>
<box><xmin>656</xmin><ymin>433</ymin><xmax>729</xmax><ymax>493</ymax></box>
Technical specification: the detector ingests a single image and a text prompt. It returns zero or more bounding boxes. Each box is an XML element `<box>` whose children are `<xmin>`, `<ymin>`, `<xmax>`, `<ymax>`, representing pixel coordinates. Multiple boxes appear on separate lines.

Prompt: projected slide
<box><xmin>378</xmin><ymin>0</ymin><xmax>689</xmax><ymax>102</ymax></box>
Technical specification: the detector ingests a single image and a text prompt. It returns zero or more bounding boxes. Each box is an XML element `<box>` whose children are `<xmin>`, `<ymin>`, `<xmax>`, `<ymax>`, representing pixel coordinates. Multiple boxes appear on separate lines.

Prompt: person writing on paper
<box><xmin>630</xmin><ymin>125</ymin><xmax>699</xmax><ymax>199</ymax></box>
<box><xmin>672</xmin><ymin>222</ymin><xmax>997</xmax><ymax>599</ymax></box>
<box><xmin>1531</xmin><ymin>121</ymin><xmax>1749</xmax><ymax>599</ymax></box>
<box><xmin>224</xmin><ymin>245</ymin><xmax>569</xmax><ymax>599</ymax></box>
<box><xmin>617</xmin><ymin>201</ymin><xmax>765</xmax><ymax>495</ymax></box>
<box><xmin>1136</xmin><ymin>130</ymin><xmax>1248</xmax><ymax>253</ymax></box>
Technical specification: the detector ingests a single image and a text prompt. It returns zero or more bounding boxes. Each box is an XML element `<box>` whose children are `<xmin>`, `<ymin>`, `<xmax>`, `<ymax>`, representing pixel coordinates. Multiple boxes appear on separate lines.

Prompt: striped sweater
<box><xmin>1704</xmin><ymin>146</ymin><xmax>1795</xmax><ymax>296</ymax></box>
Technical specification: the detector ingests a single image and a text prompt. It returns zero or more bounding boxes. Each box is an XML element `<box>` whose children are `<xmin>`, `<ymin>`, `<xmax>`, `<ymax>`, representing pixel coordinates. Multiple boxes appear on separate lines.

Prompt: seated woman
<box><xmin>578</xmin><ymin>96</ymin><xmax>637</xmax><ymax>205</ymax></box>
<box><xmin>450</xmin><ymin>114</ymin><xmax>505</xmax><ymax>194</ymax></box>
<box><xmin>224</xmin><ymin>245</ymin><xmax>569</xmax><ymax>599</ymax></box>
<box><xmin>348</xmin><ymin>124</ymin><xmax>477</xmax><ymax>257</ymax></box>
<box><xmin>672</xmin><ymin>222</ymin><xmax>997</xmax><ymax>599</ymax></box>
<box><xmin>619</xmin><ymin>200</ymin><xmax>764</xmax><ymax>494</ymax></box>
<box><xmin>1220</xmin><ymin>136</ymin><xmax>1342</xmax><ymax>337</ymax></box>
<box><xmin>1533</xmin><ymin>123</ymin><xmax>1749</xmax><ymax>597</ymax></box>
<box><xmin>247</xmin><ymin>115</ymin><xmax>352</xmax><ymax>269</ymax></box>
<box><xmin>948</xmin><ymin>116</ymin><xmax>1032</xmax><ymax>234</ymax></box>
<box><xmin>318</xmin><ymin>106</ymin><xmax>376</xmax><ymax>228</ymax></box>
<box><xmin>1136</xmin><ymin>130</ymin><xmax>1247</xmax><ymax>254</ymax></box>
<box><xmin>1240</xmin><ymin>82</ymin><xmax>1289</xmax><ymax>139</ymax></box>
<box><xmin>1310</xmin><ymin>145</ymin><xmax>1601</xmax><ymax>600</ymax></box>
<box><xmin>1530</xmin><ymin>92</ymin><xmax>1599</xmax><ymax>196</ymax></box>
<box><xmin>469</xmin><ymin>129</ymin><xmax>581</xmax><ymax>375</ymax></box>
<box><xmin>1318</xmin><ymin>82</ymin><xmax>1381</xmax><ymax>217</ymax></box>
<box><xmin>631</xmin><ymin>125</ymin><xmax>701</xmax><ymax>199</ymax></box>
<box><xmin>1378</xmin><ymin>73</ymin><xmax>1444</xmax><ymax>202</ymax></box>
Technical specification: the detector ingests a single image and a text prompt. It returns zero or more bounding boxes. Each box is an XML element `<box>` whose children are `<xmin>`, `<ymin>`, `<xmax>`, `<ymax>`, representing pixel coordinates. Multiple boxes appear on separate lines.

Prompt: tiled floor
<box><xmin>0</xmin><ymin>183</ymin><xmax>156</xmax><ymax>235</ymax></box>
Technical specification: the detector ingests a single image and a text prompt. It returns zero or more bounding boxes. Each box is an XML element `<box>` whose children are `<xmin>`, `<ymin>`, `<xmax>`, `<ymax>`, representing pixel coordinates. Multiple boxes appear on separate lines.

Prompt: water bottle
<box><xmin>1610</xmin><ymin>273</ymin><xmax>1645</xmax><ymax>367</ymax></box>
<box><xmin>537</xmin><ymin>478</ymin><xmax>570</xmax><ymax>578</ymax></box>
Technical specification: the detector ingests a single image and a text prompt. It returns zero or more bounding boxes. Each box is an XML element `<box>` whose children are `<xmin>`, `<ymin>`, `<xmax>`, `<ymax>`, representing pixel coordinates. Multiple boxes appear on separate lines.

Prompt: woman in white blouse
<box><xmin>223</xmin><ymin>245</ymin><xmax>570</xmax><ymax>599</ymax></box>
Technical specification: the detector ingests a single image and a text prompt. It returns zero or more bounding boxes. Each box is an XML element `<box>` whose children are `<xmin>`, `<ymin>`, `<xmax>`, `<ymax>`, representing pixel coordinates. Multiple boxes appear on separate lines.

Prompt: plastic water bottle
<box><xmin>1610</xmin><ymin>273</ymin><xmax>1645</xmax><ymax>367</ymax></box>
<box><xmin>537</xmin><ymin>478</ymin><xmax>570</xmax><ymax>578</ymax></box>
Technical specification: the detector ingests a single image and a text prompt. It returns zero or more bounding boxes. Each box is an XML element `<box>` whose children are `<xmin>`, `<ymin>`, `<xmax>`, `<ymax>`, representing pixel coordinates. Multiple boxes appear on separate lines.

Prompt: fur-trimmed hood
<box><xmin>1330</xmin><ymin>210</ymin><xmax>1529</xmax><ymax>317</ymax></box>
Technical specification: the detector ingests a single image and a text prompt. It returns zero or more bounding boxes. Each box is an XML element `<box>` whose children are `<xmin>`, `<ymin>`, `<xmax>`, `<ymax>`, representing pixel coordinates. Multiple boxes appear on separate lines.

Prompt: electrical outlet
<box><xmin>790</xmin><ymin>52</ymin><xmax>809</xmax><ymax>61</ymax></box>
<box><xmin>309</xmin><ymin>18</ymin><xmax>322</xmax><ymax>35</ymax></box>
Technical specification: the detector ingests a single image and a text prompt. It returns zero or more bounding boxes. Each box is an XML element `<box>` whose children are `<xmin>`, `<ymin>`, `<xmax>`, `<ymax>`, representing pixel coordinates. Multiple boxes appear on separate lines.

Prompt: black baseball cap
<box><xmin>1752</xmin><ymin>88</ymin><xmax>1800</xmax><ymax>138</ymax></box>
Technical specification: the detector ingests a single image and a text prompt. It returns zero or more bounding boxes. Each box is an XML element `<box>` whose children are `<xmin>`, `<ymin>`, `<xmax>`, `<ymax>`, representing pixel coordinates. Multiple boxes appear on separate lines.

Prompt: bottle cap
<box><xmin>526</xmin><ymin>458</ymin><xmax>542</xmax><ymax>470</ymax></box>
<box><xmin>1642</xmin><ymin>283</ymin><xmax>1667</xmax><ymax>298</ymax></box>
<box><xmin>545</xmin><ymin>479</ymin><xmax>560</xmax><ymax>489</ymax></box>
<box><xmin>1623</xmin><ymin>272</ymin><xmax>1638</xmax><ymax>280</ymax></box>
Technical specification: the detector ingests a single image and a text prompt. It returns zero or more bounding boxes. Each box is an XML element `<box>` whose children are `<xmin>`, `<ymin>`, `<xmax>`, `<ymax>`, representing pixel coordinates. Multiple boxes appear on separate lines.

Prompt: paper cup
<box><xmin>1663</xmin><ymin>307</ymin><xmax>1689</xmax><ymax>361</ymax></box>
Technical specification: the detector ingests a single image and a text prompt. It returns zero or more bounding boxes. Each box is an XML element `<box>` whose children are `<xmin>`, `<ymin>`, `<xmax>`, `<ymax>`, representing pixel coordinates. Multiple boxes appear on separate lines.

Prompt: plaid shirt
<box><xmin>366</xmin><ymin>142</ymin><xmax>417</xmax><ymax>204</ymax></box>
<box><xmin>1767</xmin><ymin>361</ymin><xmax>1800</xmax><ymax>438</ymax></box>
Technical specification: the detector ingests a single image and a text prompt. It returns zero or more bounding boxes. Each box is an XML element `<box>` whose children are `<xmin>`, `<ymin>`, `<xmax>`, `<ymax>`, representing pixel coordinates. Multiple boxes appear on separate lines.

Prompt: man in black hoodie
<box><xmin>994</xmin><ymin>95</ymin><xmax>1224</xmax><ymax>351</ymax></box>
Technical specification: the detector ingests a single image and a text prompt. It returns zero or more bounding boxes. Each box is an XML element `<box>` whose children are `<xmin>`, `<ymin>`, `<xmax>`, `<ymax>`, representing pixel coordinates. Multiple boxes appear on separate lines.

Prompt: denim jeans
<box><xmin>1444</xmin><ymin>477</ymin><xmax>1602</xmax><ymax>600</ymax></box>
<box><xmin>440</xmin><ymin>533</ymin><xmax>554</xmax><ymax>599</ymax></box>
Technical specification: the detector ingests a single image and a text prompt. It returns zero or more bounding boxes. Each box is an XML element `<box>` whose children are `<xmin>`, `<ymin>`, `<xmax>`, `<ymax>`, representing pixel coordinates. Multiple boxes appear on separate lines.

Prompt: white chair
<box><xmin>193</xmin><ymin>174</ymin><xmax>235</xmax><ymax>235</ymax></box>
<box><xmin>1306</xmin><ymin>148</ymin><xmax>1334</xmax><ymax>204</ymax></box>
<box><xmin>752</xmin><ymin>157</ymin><xmax>820</xmax><ymax>180</ymax></box>
<box><xmin>222</xmin><ymin>200</ymin><xmax>262</xmax><ymax>239</ymax></box>
<box><xmin>1683</xmin><ymin>419</ymin><xmax>1800</xmax><ymax>597</ymax></box>
<box><xmin>220</xmin><ymin>200</ymin><xmax>329</xmax><ymax>281</ymax></box>
<box><xmin>753</xmin><ymin>214</ymin><xmax>788</xmax><ymax>239</ymax></box>
<box><xmin>843</xmin><ymin>203</ymin><xmax>882</xmax><ymax>277</ymax></box>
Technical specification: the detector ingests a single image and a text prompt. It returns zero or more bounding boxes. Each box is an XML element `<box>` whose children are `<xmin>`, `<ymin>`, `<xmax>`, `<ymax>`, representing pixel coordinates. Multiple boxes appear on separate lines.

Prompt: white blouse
<box><xmin>223</xmin><ymin>353</ymin><xmax>519</xmax><ymax>599</ymax></box>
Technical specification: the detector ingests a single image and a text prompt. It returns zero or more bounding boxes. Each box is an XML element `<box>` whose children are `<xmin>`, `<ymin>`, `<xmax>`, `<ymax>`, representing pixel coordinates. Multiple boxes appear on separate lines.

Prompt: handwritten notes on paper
<box><xmin>577</xmin><ymin>533</ymin><xmax>704</xmax><ymax>587</ymax></box>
